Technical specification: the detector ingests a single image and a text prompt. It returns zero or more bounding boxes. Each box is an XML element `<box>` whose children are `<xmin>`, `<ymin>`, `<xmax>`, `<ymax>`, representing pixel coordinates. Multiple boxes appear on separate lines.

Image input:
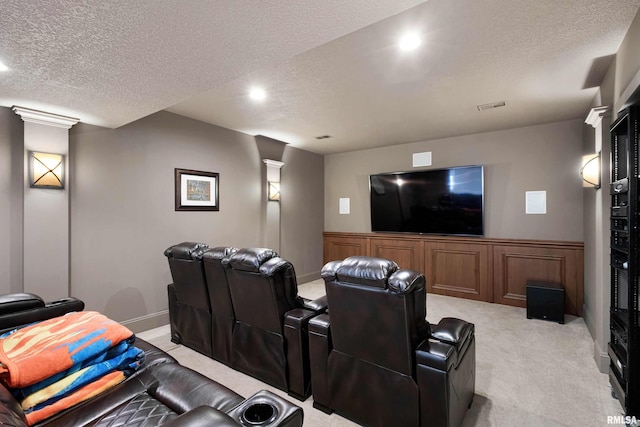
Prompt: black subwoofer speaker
<box><xmin>526</xmin><ymin>280</ymin><xmax>565</xmax><ymax>324</ymax></box>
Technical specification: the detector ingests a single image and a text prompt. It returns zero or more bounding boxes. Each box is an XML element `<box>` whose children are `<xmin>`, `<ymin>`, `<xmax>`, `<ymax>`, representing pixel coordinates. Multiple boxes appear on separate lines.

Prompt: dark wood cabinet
<box><xmin>323</xmin><ymin>232</ymin><xmax>583</xmax><ymax>315</ymax></box>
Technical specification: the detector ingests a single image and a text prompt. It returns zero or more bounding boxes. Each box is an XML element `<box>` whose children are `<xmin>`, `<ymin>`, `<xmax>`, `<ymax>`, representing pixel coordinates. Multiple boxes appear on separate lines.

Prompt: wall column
<box><xmin>584</xmin><ymin>105</ymin><xmax>611</xmax><ymax>373</ymax></box>
<box><xmin>13</xmin><ymin>107</ymin><xmax>78</xmax><ymax>301</ymax></box>
<box><xmin>263</xmin><ymin>159</ymin><xmax>284</xmax><ymax>253</ymax></box>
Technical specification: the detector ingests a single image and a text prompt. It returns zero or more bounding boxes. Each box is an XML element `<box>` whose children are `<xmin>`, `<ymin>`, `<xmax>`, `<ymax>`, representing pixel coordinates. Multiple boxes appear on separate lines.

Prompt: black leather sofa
<box><xmin>308</xmin><ymin>256</ymin><xmax>475</xmax><ymax>427</ymax></box>
<box><xmin>0</xmin><ymin>293</ymin><xmax>303</xmax><ymax>427</ymax></box>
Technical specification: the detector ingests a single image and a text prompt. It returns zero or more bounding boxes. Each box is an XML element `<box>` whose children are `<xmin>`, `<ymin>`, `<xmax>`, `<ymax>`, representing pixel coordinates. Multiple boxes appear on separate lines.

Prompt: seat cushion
<box><xmin>91</xmin><ymin>392</ymin><xmax>178</xmax><ymax>427</ymax></box>
<box><xmin>41</xmin><ymin>361</ymin><xmax>244</xmax><ymax>426</ymax></box>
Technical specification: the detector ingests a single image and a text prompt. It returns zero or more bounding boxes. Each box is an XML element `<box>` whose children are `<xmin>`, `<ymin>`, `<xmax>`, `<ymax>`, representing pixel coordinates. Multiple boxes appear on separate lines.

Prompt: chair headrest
<box><xmin>164</xmin><ymin>242</ymin><xmax>209</xmax><ymax>260</ymax></box>
<box><xmin>259</xmin><ymin>257</ymin><xmax>294</xmax><ymax>277</ymax></box>
<box><xmin>388</xmin><ymin>269</ymin><xmax>425</xmax><ymax>293</ymax></box>
<box><xmin>322</xmin><ymin>256</ymin><xmax>398</xmax><ymax>288</ymax></box>
<box><xmin>222</xmin><ymin>248</ymin><xmax>278</xmax><ymax>272</ymax></box>
<box><xmin>321</xmin><ymin>256</ymin><xmax>424</xmax><ymax>293</ymax></box>
<box><xmin>202</xmin><ymin>247</ymin><xmax>238</xmax><ymax>262</ymax></box>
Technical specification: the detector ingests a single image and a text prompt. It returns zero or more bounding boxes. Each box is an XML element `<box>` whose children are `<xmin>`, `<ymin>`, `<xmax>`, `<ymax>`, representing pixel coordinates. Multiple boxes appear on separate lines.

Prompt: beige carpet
<box><xmin>138</xmin><ymin>280</ymin><xmax>624</xmax><ymax>426</ymax></box>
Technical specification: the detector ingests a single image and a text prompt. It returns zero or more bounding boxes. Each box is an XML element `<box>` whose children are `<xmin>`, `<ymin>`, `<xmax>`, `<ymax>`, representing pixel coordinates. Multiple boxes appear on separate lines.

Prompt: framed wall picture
<box><xmin>174</xmin><ymin>168</ymin><xmax>219</xmax><ymax>211</ymax></box>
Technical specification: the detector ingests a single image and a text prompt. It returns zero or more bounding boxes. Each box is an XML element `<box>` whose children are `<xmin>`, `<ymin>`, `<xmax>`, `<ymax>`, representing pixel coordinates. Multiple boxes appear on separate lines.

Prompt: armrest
<box><xmin>284</xmin><ymin>308</ymin><xmax>317</xmax><ymax>400</ymax></box>
<box><xmin>419</xmin><ymin>317</ymin><xmax>474</xmax><ymax>372</ymax></box>
<box><xmin>307</xmin><ymin>313</ymin><xmax>332</xmax><ymax>413</ymax></box>
<box><xmin>0</xmin><ymin>293</ymin><xmax>44</xmax><ymax>315</ymax></box>
<box><xmin>140</xmin><ymin>363</ymin><xmax>244</xmax><ymax>413</ymax></box>
<box><xmin>430</xmin><ymin>317</ymin><xmax>474</xmax><ymax>349</ymax></box>
<box><xmin>416</xmin><ymin>339</ymin><xmax>457</xmax><ymax>371</ymax></box>
<box><xmin>162</xmin><ymin>406</ymin><xmax>241</xmax><ymax>427</ymax></box>
<box><xmin>284</xmin><ymin>308</ymin><xmax>317</xmax><ymax>329</ymax></box>
<box><xmin>46</xmin><ymin>297</ymin><xmax>84</xmax><ymax>309</ymax></box>
<box><xmin>302</xmin><ymin>295</ymin><xmax>327</xmax><ymax>312</ymax></box>
<box><xmin>0</xmin><ymin>296</ymin><xmax>84</xmax><ymax>333</ymax></box>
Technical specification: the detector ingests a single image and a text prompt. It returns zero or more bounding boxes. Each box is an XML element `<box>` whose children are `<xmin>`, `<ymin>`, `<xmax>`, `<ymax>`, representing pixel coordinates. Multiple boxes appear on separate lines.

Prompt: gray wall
<box><xmin>23</xmin><ymin>122</ymin><xmax>70</xmax><ymax>301</ymax></box>
<box><xmin>0</xmin><ymin>109</ymin><xmax>23</xmax><ymax>295</ymax></box>
<box><xmin>70</xmin><ymin>110</ymin><xmax>323</xmax><ymax>330</ymax></box>
<box><xmin>582</xmin><ymin>100</ymin><xmax>611</xmax><ymax>372</ymax></box>
<box><xmin>281</xmin><ymin>146</ymin><xmax>324</xmax><ymax>283</ymax></box>
<box><xmin>325</xmin><ymin>119</ymin><xmax>584</xmax><ymax>242</ymax></box>
<box><xmin>0</xmin><ymin>108</ymin><xmax>14</xmax><ymax>295</ymax></box>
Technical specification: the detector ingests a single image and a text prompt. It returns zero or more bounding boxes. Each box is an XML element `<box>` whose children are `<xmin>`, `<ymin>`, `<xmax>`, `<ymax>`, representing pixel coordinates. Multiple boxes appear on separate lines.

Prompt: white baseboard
<box><xmin>121</xmin><ymin>310</ymin><xmax>169</xmax><ymax>334</ymax></box>
<box><xmin>583</xmin><ymin>303</ymin><xmax>609</xmax><ymax>373</ymax></box>
<box><xmin>594</xmin><ymin>339</ymin><xmax>609</xmax><ymax>374</ymax></box>
<box><xmin>297</xmin><ymin>270</ymin><xmax>321</xmax><ymax>284</ymax></box>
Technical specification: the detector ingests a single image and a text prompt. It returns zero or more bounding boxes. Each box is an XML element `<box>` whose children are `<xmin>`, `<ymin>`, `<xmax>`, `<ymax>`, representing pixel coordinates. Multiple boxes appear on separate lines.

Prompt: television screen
<box><xmin>369</xmin><ymin>165</ymin><xmax>484</xmax><ymax>236</ymax></box>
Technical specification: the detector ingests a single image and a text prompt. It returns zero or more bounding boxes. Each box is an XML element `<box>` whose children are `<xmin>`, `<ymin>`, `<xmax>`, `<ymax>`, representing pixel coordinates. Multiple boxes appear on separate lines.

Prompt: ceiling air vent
<box><xmin>315</xmin><ymin>135</ymin><xmax>332</xmax><ymax>140</ymax></box>
<box><xmin>477</xmin><ymin>100</ymin><xmax>507</xmax><ymax>111</ymax></box>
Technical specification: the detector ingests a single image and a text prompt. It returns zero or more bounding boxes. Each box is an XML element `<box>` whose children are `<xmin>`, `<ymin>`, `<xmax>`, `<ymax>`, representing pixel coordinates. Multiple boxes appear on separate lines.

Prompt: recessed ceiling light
<box><xmin>0</xmin><ymin>61</ymin><xmax>9</xmax><ymax>72</ymax></box>
<box><xmin>398</xmin><ymin>33</ymin><xmax>422</xmax><ymax>51</ymax></box>
<box><xmin>249</xmin><ymin>87</ymin><xmax>266</xmax><ymax>102</ymax></box>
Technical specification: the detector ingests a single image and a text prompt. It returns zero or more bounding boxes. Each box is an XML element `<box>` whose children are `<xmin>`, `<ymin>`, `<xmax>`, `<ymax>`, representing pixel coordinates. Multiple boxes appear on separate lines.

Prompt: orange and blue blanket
<box><xmin>0</xmin><ymin>311</ymin><xmax>144</xmax><ymax>425</ymax></box>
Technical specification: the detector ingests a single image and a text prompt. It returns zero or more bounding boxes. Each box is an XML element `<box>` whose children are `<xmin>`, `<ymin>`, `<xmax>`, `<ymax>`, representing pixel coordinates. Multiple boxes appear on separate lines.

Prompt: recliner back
<box><xmin>202</xmin><ymin>246</ymin><xmax>237</xmax><ymax>365</ymax></box>
<box><xmin>165</xmin><ymin>242</ymin><xmax>210</xmax><ymax>310</ymax></box>
<box><xmin>222</xmin><ymin>248</ymin><xmax>305</xmax><ymax>391</ymax></box>
<box><xmin>164</xmin><ymin>242</ymin><xmax>212</xmax><ymax>356</ymax></box>
<box><xmin>223</xmin><ymin>248</ymin><xmax>301</xmax><ymax>334</ymax></box>
<box><xmin>322</xmin><ymin>256</ymin><xmax>429</xmax><ymax>376</ymax></box>
<box><xmin>203</xmin><ymin>247</ymin><xmax>237</xmax><ymax>323</ymax></box>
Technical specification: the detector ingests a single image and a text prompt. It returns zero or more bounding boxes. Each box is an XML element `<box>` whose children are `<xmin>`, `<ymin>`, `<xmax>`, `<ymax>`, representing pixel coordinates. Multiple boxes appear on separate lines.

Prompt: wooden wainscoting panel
<box><xmin>424</xmin><ymin>242</ymin><xmax>491</xmax><ymax>301</ymax></box>
<box><xmin>370</xmin><ymin>238</ymin><xmax>424</xmax><ymax>271</ymax></box>
<box><xmin>493</xmin><ymin>245</ymin><xmax>581</xmax><ymax>316</ymax></box>
<box><xmin>322</xmin><ymin>232</ymin><xmax>584</xmax><ymax>316</ymax></box>
<box><xmin>323</xmin><ymin>234</ymin><xmax>370</xmax><ymax>264</ymax></box>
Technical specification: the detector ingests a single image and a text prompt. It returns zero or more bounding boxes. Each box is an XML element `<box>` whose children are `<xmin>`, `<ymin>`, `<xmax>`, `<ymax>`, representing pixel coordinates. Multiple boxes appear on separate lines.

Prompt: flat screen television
<box><xmin>369</xmin><ymin>165</ymin><xmax>484</xmax><ymax>236</ymax></box>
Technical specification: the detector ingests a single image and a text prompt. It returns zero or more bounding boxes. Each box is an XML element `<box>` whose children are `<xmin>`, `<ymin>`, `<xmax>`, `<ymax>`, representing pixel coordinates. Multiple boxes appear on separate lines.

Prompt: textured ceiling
<box><xmin>2</xmin><ymin>0</ymin><xmax>640</xmax><ymax>154</ymax></box>
<box><xmin>0</xmin><ymin>0</ymin><xmax>424</xmax><ymax>127</ymax></box>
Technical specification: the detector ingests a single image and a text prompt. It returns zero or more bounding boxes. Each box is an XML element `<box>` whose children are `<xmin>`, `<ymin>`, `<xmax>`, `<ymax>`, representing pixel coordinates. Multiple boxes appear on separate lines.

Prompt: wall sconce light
<box><xmin>30</xmin><ymin>151</ymin><xmax>65</xmax><ymax>189</ymax></box>
<box><xmin>580</xmin><ymin>152</ymin><xmax>600</xmax><ymax>190</ymax></box>
<box><xmin>268</xmin><ymin>181</ymin><xmax>281</xmax><ymax>201</ymax></box>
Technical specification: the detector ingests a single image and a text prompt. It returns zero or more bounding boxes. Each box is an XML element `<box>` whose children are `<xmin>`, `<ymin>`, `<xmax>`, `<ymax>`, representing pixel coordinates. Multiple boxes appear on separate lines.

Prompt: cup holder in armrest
<box><xmin>240</xmin><ymin>402</ymin><xmax>278</xmax><ymax>425</ymax></box>
<box><xmin>226</xmin><ymin>390</ymin><xmax>302</xmax><ymax>427</ymax></box>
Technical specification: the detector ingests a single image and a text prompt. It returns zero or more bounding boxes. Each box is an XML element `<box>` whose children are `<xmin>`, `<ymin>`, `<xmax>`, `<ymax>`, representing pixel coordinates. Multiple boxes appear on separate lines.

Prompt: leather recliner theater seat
<box><xmin>164</xmin><ymin>242</ymin><xmax>213</xmax><ymax>357</ymax></box>
<box><xmin>222</xmin><ymin>248</ymin><xmax>327</xmax><ymax>400</ymax></box>
<box><xmin>309</xmin><ymin>256</ymin><xmax>475</xmax><ymax>427</ymax></box>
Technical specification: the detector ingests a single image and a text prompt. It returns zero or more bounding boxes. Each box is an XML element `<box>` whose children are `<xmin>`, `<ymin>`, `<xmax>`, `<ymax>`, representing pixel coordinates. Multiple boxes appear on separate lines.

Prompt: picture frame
<box><xmin>174</xmin><ymin>168</ymin><xmax>219</xmax><ymax>211</ymax></box>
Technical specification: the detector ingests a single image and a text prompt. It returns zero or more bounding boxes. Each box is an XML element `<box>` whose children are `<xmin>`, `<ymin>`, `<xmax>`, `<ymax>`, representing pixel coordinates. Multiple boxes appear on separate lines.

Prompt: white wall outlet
<box><xmin>339</xmin><ymin>198</ymin><xmax>350</xmax><ymax>215</ymax></box>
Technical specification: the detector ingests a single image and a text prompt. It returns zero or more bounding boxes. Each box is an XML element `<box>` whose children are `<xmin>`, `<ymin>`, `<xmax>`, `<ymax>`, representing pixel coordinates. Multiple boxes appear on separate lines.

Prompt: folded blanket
<box><xmin>18</xmin><ymin>344</ymin><xmax>143</xmax><ymax>409</ymax></box>
<box><xmin>24</xmin><ymin>370</ymin><xmax>127</xmax><ymax>426</ymax></box>
<box><xmin>13</xmin><ymin>340</ymin><xmax>132</xmax><ymax>399</ymax></box>
<box><xmin>0</xmin><ymin>311</ymin><xmax>135</xmax><ymax>389</ymax></box>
